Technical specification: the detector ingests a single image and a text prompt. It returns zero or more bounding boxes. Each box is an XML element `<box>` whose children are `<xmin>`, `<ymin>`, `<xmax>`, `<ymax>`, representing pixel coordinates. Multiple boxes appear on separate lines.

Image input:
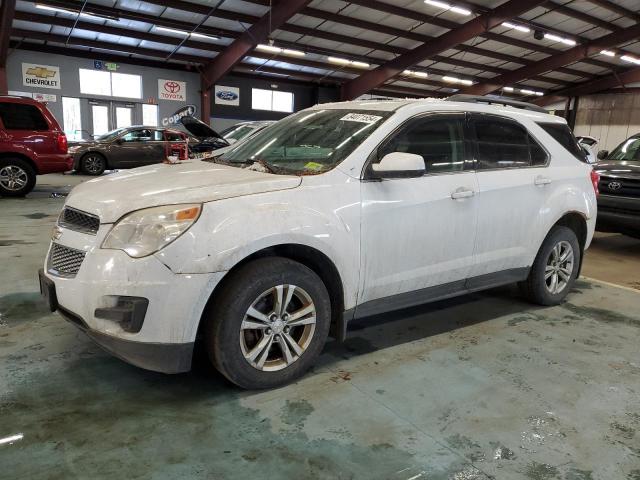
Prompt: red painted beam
<box><xmin>341</xmin><ymin>0</ymin><xmax>548</xmax><ymax>100</ymax></box>
<box><xmin>462</xmin><ymin>23</ymin><xmax>640</xmax><ymax>96</ymax></box>
<box><xmin>534</xmin><ymin>67</ymin><xmax>640</xmax><ymax>106</ymax></box>
<box><xmin>0</xmin><ymin>0</ymin><xmax>17</xmax><ymax>94</ymax></box>
<box><xmin>200</xmin><ymin>0</ymin><xmax>312</xmax><ymax>90</ymax></box>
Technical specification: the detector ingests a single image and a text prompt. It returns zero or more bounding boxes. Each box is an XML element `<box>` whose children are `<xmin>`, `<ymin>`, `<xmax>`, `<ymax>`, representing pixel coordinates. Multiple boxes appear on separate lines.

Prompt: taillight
<box><xmin>57</xmin><ymin>133</ymin><xmax>68</xmax><ymax>153</ymax></box>
<box><xmin>590</xmin><ymin>169</ymin><xmax>600</xmax><ymax>197</ymax></box>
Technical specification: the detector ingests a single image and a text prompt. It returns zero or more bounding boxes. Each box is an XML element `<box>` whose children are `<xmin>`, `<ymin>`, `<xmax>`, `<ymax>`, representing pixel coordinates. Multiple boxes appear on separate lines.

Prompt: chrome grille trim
<box><xmin>58</xmin><ymin>207</ymin><xmax>100</xmax><ymax>235</ymax></box>
<box><xmin>47</xmin><ymin>243</ymin><xmax>86</xmax><ymax>278</ymax></box>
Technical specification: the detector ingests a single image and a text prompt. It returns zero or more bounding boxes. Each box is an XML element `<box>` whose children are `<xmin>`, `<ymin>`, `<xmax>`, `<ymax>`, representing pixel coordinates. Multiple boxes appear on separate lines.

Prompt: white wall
<box><xmin>574</xmin><ymin>93</ymin><xmax>640</xmax><ymax>152</ymax></box>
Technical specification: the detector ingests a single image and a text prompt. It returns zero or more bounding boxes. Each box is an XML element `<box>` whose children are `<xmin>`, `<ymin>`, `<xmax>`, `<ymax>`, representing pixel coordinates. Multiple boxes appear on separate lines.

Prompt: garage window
<box><xmin>251</xmin><ymin>88</ymin><xmax>294</xmax><ymax>113</ymax></box>
<box><xmin>79</xmin><ymin>69</ymin><xmax>142</xmax><ymax>99</ymax></box>
<box><xmin>142</xmin><ymin>104</ymin><xmax>159</xmax><ymax>127</ymax></box>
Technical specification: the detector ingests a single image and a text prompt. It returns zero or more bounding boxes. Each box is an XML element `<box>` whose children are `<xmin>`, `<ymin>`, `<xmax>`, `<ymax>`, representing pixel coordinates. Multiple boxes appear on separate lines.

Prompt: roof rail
<box><xmin>446</xmin><ymin>94</ymin><xmax>548</xmax><ymax>114</ymax></box>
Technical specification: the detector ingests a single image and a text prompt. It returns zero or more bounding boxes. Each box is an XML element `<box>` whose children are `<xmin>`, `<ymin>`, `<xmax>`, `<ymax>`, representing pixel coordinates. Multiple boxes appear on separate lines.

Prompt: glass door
<box><xmin>88</xmin><ymin>101</ymin><xmax>139</xmax><ymax>137</ymax></box>
<box><xmin>90</xmin><ymin>104</ymin><xmax>110</xmax><ymax>137</ymax></box>
<box><xmin>115</xmin><ymin>106</ymin><xmax>132</xmax><ymax>128</ymax></box>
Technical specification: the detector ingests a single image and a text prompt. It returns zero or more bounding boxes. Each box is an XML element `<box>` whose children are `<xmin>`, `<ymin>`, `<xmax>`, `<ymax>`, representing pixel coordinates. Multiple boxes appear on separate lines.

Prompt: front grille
<box><xmin>48</xmin><ymin>243</ymin><xmax>86</xmax><ymax>277</ymax></box>
<box><xmin>599</xmin><ymin>176</ymin><xmax>640</xmax><ymax>198</ymax></box>
<box><xmin>58</xmin><ymin>207</ymin><xmax>100</xmax><ymax>235</ymax></box>
<box><xmin>598</xmin><ymin>205</ymin><xmax>640</xmax><ymax>217</ymax></box>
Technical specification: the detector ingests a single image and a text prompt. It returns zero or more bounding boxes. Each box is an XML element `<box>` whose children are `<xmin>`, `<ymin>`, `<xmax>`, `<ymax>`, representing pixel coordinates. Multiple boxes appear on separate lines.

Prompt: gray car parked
<box><xmin>69</xmin><ymin>126</ymin><xmax>189</xmax><ymax>175</ymax></box>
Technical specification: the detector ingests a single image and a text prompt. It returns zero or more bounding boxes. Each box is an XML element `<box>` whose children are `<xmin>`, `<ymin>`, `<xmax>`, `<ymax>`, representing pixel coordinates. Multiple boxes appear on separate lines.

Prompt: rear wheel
<box><xmin>205</xmin><ymin>257</ymin><xmax>331</xmax><ymax>389</ymax></box>
<box><xmin>80</xmin><ymin>152</ymin><xmax>106</xmax><ymax>175</ymax></box>
<box><xmin>521</xmin><ymin>226</ymin><xmax>581</xmax><ymax>305</ymax></box>
<box><xmin>0</xmin><ymin>158</ymin><xmax>36</xmax><ymax>197</ymax></box>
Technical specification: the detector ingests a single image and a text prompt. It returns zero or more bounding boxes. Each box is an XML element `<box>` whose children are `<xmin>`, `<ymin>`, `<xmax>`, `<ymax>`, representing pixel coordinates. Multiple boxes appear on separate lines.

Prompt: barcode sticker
<box><xmin>339</xmin><ymin>113</ymin><xmax>383</xmax><ymax>124</ymax></box>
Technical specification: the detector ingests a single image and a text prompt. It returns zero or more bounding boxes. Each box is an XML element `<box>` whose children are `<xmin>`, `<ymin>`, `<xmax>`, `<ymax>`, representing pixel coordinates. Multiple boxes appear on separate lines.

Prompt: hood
<box><xmin>180</xmin><ymin>116</ymin><xmax>227</xmax><ymax>142</ymax></box>
<box><xmin>595</xmin><ymin>160</ymin><xmax>640</xmax><ymax>178</ymax></box>
<box><xmin>65</xmin><ymin>160</ymin><xmax>302</xmax><ymax>223</ymax></box>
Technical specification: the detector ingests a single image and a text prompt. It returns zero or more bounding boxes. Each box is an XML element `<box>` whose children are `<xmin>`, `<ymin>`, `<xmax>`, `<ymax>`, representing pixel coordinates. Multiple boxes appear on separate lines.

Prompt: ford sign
<box><xmin>161</xmin><ymin>104</ymin><xmax>196</xmax><ymax>127</ymax></box>
<box><xmin>216</xmin><ymin>90</ymin><xmax>239</xmax><ymax>101</ymax></box>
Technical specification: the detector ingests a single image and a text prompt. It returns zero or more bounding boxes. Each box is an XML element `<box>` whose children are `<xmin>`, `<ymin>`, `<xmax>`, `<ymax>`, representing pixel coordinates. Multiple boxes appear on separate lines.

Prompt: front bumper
<box><xmin>596</xmin><ymin>195</ymin><xmax>640</xmax><ymax>234</ymax></box>
<box><xmin>41</xmin><ymin>225</ymin><xmax>225</xmax><ymax>372</ymax></box>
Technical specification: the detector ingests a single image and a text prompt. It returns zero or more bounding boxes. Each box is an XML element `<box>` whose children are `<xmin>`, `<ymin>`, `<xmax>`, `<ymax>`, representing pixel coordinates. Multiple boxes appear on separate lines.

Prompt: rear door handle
<box><xmin>451</xmin><ymin>188</ymin><xmax>475</xmax><ymax>200</ymax></box>
<box><xmin>534</xmin><ymin>175</ymin><xmax>552</xmax><ymax>186</ymax></box>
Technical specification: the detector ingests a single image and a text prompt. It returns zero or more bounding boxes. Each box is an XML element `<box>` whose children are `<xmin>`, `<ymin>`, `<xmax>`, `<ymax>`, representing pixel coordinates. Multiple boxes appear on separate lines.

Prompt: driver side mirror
<box><xmin>371</xmin><ymin>152</ymin><xmax>425</xmax><ymax>179</ymax></box>
<box><xmin>597</xmin><ymin>150</ymin><xmax>609</xmax><ymax>160</ymax></box>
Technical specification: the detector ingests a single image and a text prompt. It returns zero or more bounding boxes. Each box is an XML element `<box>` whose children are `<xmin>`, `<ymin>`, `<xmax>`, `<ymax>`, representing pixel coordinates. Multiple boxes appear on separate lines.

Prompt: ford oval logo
<box><xmin>216</xmin><ymin>90</ymin><xmax>238</xmax><ymax>101</ymax></box>
<box><xmin>608</xmin><ymin>181</ymin><xmax>622</xmax><ymax>191</ymax></box>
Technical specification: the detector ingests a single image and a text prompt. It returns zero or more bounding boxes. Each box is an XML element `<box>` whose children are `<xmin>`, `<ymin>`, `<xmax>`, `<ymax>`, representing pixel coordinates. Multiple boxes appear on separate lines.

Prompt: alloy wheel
<box><xmin>545</xmin><ymin>240</ymin><xmax>574</xmax><ymax>294</ymax></box>
<box><xmin>240</xmin><ymin>284</ymin><xmax>316</xmax><ymax>372</ymax></box>
<box><xmin>0</xmin><ymin>165</ymin><xmax>28</xmax><ymax>191</ymax></box>
<box><xmin>83</xmin><ymin>155</ymin><xmax>104</xmax><ymax>174</ymax></box>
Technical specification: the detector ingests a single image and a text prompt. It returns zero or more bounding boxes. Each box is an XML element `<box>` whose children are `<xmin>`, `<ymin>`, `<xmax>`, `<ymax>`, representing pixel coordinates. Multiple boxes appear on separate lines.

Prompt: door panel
<box><xmin>359</xmin><ymin>113</ymin><xmax>478</xmax><ymax>311</ymax></box>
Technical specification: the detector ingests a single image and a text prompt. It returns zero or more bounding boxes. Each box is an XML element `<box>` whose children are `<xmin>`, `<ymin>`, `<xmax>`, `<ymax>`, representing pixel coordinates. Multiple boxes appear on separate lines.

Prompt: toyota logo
<box><xmin>608</xmin><ymin>181</ymin><xmax>622</xmax><ymax>191</ymax></box>
<box><xmin>164</xmin><ymin>81</ymin><xmax>181</xmax><ymax>94</ymax></box>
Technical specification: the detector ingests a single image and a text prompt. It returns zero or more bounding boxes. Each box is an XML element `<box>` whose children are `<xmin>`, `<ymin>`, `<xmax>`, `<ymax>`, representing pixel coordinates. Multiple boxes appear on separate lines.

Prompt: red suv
<box><xmin>0</xmin><ymin>96</ymin><xmax>73</xmax><ymax>196</ymax></box>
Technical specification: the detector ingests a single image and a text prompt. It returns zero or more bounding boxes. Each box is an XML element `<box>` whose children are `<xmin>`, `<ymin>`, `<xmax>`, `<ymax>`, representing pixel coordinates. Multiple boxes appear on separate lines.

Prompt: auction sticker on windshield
<box><xmin>340</xmin><ymin>113</ymin><xmax>383</xmax><ymax>123</ymax></box>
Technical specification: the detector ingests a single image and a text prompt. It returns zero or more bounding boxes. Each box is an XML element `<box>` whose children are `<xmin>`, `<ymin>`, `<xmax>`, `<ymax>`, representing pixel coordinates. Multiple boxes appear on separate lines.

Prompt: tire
<box><xmin>520</xmin><ymin>226</ymin><xmax>581</xmax><ymax>306</ymax></box>
<box><xmin>80</xmin><ymin>152</ymin><xmax>106</xmax><ymax>175</ymax></box>
<box><xmin>205</xmin><ymin>257</ymin><xmax>331</xmax><ymax>389</ymax></box>
<box><xmin>0</xmin><ymin>158</ymin><xmax>36</xmax><ymax>197</ymax></box>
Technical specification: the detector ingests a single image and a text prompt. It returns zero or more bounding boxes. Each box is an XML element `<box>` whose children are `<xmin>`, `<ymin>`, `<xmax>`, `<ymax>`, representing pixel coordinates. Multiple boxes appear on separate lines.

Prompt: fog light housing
<box><xmin>95</xmin><ymin>296</ymin><xmax>148</xmax><ymax>333</ymax></box>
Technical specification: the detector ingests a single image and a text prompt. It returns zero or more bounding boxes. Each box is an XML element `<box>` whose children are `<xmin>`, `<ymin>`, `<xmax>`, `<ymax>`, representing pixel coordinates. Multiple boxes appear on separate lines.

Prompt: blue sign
<box><xmin>94</xmin><ymin>60</ymin><xmax>103</xmax><ymax>70</ymax></box>
<box><xmin>216</xmin><ymin>90</ymin><xmax>239</xmax><ymax>101</ymax></box>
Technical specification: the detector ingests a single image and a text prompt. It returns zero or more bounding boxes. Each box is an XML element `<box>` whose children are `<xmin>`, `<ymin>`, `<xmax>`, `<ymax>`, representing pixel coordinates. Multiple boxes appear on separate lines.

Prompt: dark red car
<box><xmin>0</xmin><ymin>95</ymin><xmax>73</xmax><ymax>197</ymax></box>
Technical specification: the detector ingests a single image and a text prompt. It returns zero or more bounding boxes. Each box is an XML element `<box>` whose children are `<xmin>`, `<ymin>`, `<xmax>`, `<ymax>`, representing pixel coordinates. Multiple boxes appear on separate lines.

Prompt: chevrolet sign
<box><xmin>22</xmin><ymin>63</ymin><xmax>61</xmax><ymax>90</ymax></box>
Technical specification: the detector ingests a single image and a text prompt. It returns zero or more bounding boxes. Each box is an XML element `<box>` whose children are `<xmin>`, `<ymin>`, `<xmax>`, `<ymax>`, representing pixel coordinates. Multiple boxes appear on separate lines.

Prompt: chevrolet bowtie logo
<box><xmin>26</xmin><ymin>67</ymin><xmax>57</xmax><ymax>78</ymax></box>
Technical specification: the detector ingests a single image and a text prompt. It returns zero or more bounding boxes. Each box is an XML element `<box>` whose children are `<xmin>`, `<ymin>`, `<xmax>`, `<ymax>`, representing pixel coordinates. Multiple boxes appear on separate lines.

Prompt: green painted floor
<box><xmin>1</xmin><ymin>174</ymin><xmax>639</xmax><ymax>480</ymax></box>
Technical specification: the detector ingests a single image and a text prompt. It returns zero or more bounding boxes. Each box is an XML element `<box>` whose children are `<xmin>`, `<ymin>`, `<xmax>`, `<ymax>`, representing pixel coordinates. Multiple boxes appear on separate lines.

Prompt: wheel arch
<box><xmin>550</xmin><ymin>211</ymin><xmax>588</xmax><ymax>275</ymax></box>
<box><xmin>196</xmin><ymin>243</ymin><xmax>347</xmax><ymax>346</ymax></box>
<box><xmin>0</xmin><ymin>152</ymin><xmax>39</xmax><ymax>174</ymax></box>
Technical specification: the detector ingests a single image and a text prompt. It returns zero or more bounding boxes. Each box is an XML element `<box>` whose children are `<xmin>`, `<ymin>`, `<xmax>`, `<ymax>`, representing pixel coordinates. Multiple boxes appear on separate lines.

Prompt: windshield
<box><xmin>608</xmin><ymin>136</ymin><xmax>640</xmax><ymax>161</ymax></box>
<box><xmin>219</xmin><ymin>109</ymin><xmax>392</xmax><ymax>174</ymax></box>
<box><xmin>95</xmin><ymin>127</ymin><xmax>128</xmax><ymax>142</ymax></box>
<box><xmin>220</xmin><ymin>124</ymin><xmax>256</xmax><ymax>142</ymax></box>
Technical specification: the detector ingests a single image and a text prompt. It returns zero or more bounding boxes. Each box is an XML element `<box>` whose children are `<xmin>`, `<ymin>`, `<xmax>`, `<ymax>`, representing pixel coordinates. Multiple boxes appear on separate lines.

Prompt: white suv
<box><xmin>40</xmin><ymin>96</ymin><xmax>598</xmax><ymax>389</ymax></box>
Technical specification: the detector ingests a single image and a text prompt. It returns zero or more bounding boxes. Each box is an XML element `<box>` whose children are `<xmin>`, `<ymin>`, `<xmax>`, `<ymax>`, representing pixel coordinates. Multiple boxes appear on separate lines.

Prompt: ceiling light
<box><xmin>621</xmin><ymin>55</ymin><xmax>640</xmax><ymax>65</ymax></box>
<box><xmin>256</xmin><ymin>44</ymin><xmax>305</xmax><ymax>57</ymax></box>
<box><xmin>189</xmin><ymin>32</ymin><xmax>219</xmax><ymax>40</ymax></box>
<box><xmin>328</xmin><ymin>57</ymin><xmax>369</xmax><ymax>68</ymax></box>
<box><xmin>156</xmin><ymin>26</ymin><xmax>188</xmax><ymax>36</ymax></box>
<box><xmin>424</xmin><ymin>0</ymin><xmax>471</xmax><ymax>16</ymax></box>
<box><xmin>443</xmin><ymin>76</ymin><xmax>473</xmax><ymax>85</ymax></box>
<box><xmin>544</xmin><ymin>33</ymin><xmax>576</xmax><ymax>46</ymax></box>
<box><xmin>501</xmin><ymin>22</ymin><xmax>530</xmax><ymax>33</ymax></box>
<box><xmin>503</xmin><ymin>86</ymin><xmax>514</xmax><ymax>92</ymax></box>
<box><xmin>403</xmin><ymin>70</ymin><xmax>429</xmax><ymax>78</ymax></box>
<box><xmin>520</xmin><ymin>88</ymin><xmax>544</xmax><ymax>96</ymax></box>
<box><xmin>600</xmin><ymin>50</ymin><xmax>615</xmax><ymax>57</ymax></box>
<box><xmin>35</xmin><ymin>3</ymin><xmax>118</xmax><ymax>20</ymax></box>
<box><xmin>535</xmin><ymin>91</ymin><xmax>544</xmax><ymax>96</ymax></box>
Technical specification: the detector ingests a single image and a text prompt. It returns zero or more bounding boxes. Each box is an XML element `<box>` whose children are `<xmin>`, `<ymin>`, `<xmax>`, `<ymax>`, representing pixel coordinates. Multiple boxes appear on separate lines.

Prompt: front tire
<box><xmin>0</xmin><ymin>158</ymin><xmax>36</xmax><ymax>197</ymax></box>
<box><xmin>205</xmin><ymin>257</ymin><xmax>331</xmax><ymax>389</ymax></box>
<box><xmin>80</xmin><ymin>152</ymin><xmax>106</xmax><ymax>175</ymax></box>
<box><xmin>521</xmin><ymin>226</ymin><xmax>581</xmax><ymax>305</ymax></box>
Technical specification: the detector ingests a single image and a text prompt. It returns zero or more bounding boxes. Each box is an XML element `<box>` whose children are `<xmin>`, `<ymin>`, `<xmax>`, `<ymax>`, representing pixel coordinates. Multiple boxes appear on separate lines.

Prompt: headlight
<box><xmin>102</xmin><ymin>204</ymin><xmax>201</xmax><ymax>258</ymax></box>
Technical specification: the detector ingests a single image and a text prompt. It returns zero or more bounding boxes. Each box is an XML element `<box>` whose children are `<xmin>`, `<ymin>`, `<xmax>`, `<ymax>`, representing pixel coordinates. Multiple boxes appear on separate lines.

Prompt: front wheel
<box><xmin>0</xmin><ymin>158</ymin><xmax>36</xmax><ymax>197</ymax></box>
<box><xmin>520</xmin><ymin>226</ymin><xmax>581</xmax><ymax>305</ymax></box>
<box><xmin>205</xmin><ymin>257</ymin><xmax>331</xmax><ymax>389</ymax></box>
<box><xmin>80</xmin><ymin>153</ymin><xmax>106</xmax><ymax>175</ymax></box>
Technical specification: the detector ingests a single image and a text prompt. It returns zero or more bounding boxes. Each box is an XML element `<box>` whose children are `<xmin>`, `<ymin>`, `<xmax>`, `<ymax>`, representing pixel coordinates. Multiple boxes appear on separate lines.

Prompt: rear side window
<box><xmin>0</xmin><ymin>103</ymin><xmax>49</xmax><ymax>130</ymax></box>
<box><xmin>472</xmin><ymin>116</ymin><xmax>547</xmax><ymax>169</ymax></box>
<box><xmin>539</xmin><ymin>123</ymin><xmax>586</xmax><ymax>162</ymax></box>
<box><xmin>378</xmin><ymin>114</ymin><xmax>466</xmax><ymax>173</ymax></box>
<box><xmin>165</xmin><ymin>131</ymin><xmax>184</xmax><ymax>141</ymax></box>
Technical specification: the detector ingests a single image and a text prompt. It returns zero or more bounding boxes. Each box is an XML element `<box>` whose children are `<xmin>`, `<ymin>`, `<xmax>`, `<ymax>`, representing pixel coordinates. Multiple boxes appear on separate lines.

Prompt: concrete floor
<box><xmin>1</xmin><ymin>174</ymin><xmax>639</xmax><ymax>480</ymax></box>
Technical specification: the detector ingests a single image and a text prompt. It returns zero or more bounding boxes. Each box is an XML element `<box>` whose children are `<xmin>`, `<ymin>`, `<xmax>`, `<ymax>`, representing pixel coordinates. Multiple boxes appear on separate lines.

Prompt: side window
<box><xmin>165</xmin><ymin>131</ymin><xmax>183</xmax><ymax>142</ymax></box>
<box><xmin>538</xmin><ymin>123</ymin><xmax>586</xmax><ymax>162</ymax></box>
<box><xmin>378</xmin><ymin>116</ymin><xmax>465</xmax><ymax>173</ymax></box>
<box><xmin>0</xmin><ymin>103</ymin><xmax>49</xmax><ymax>130</ymax></box>
<box><xmin>473</xmin><ymin>116</ymin><xmax>547</xmax><ymax>169</ymax></box>
<box><xmin>151</xmin><ymin>130</ymin><xmax>164</xmax><ymax>141</ymax></box>
<box><xmin>121</xmin><ymin>129</ymin><xmax>152</xmax><ymax>142</ymax></box>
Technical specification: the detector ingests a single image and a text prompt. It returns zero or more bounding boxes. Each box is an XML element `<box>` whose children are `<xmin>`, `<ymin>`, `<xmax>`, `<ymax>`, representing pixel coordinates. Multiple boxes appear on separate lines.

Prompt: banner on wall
<box><xmin>22</xmin><ymin>63</ymin><xmax>61</xmax><ymax>89</ymax></box>
<box><xmin>161</xmin><ymin>104</ymin><xmax>197</xmax><ymax>127</ymax></box>
<box><xmin>32</xmin><ymin>93</ymin><xmax>57</xmax><ymax>102</ymax></box>
<box><xmin>159</xmin><ymin>79</ymin><xmax>187</xmax><ymax>101</ymax></box>
<box><xmin>214</xmin><ymin>85</ymin><xmax>240</xmax><ymax>106</ymax></box>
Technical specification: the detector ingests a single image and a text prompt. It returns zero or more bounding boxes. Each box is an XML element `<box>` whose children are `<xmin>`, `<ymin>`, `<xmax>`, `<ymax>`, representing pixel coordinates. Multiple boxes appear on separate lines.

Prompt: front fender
<box><xmin>156</xmin><ymin>182</ymin><xmax>361</xmax><ymax>309</ymax></box>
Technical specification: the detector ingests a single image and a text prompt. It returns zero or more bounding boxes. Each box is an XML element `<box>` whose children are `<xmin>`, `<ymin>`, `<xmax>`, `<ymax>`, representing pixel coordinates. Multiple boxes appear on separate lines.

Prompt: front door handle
<box><xmin>451</xmin><ymin>188</ymin><xmax>475</xmax><ymax>200</ymax></box>
<box><xmin>534</xmin><ymin>175</ymin><xmax>552</xmax><ymax>186</ymax></box>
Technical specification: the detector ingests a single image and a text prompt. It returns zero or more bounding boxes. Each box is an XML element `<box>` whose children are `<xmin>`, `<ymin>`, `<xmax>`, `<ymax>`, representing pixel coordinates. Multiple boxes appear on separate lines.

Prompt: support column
<box><xmin>200</xmin><ymin>75</ymin><xmax>211</xmax><ymax>125</ymax></box>
<box><xmin>0</xmin><ymin>66</ymin><xmax>8</xmax><ymax>95</ymax></box>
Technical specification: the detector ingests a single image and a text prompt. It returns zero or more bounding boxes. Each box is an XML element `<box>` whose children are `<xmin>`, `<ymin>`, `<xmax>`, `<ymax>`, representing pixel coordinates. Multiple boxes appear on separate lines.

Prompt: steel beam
<box><xmin>586</xmin><ymin>0</ymin><xmax>640</xmax><ymax>23</ymax></box>
<box><xmin>200</xmin><ymin>0</ymin><xmax>312</xmax><ymax>90</ymax></box>
<box><xmin>0</xmin><ymin>0</ymin><xmax>16</xmax><ymax>94</ymax></box>
<box><xmin>341</xmin><ymin>0</ymin><xmax>547</xmax><ymax>100</ymax></box>
<box><xmin>462</xmin><ymin>23</ymin><xmax>640</xmax><ymax>96</ymax></box>
<box><xmin>534</xmin><ymin>67</ymin><xmax>640</xmax><ymax>106</ymax></box>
